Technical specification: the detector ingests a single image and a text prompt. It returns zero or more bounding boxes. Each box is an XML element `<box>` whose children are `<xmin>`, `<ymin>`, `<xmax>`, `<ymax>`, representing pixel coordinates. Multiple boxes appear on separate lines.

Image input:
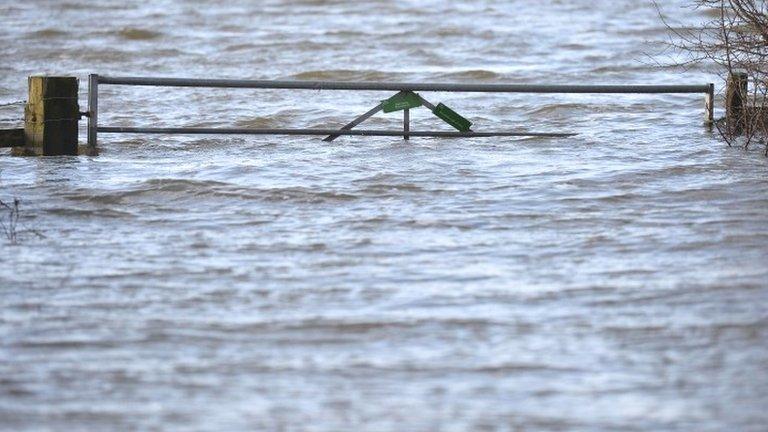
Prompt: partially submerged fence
<box><xmin>86</xmin><ymin>75</ymin><xmax>715</xmax><ymax>153</ymax></box>
<box><xmin>1</xmin><ymin>74</ymin><xmax>716</xmax><ymax>155</ymax></box>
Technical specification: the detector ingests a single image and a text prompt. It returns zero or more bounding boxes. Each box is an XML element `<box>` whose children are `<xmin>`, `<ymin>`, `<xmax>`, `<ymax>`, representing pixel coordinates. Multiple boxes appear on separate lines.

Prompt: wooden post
<box><xmin>20</xmin><ymin>76</ymin><xmax>79</xmax><ymax>156</ymax></box>
<box><xmin>726</xmin><ymin>72</ymin><xmax>748</xmax><ymax>136</ymax></box>
<box><xmin>705</xmin><ymin>83</ymin><xmax>714</xmax><ymax>127</ymax></box>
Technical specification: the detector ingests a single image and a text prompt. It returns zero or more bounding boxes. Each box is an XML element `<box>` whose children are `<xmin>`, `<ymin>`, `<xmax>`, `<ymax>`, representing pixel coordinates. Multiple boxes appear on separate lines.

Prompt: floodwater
<box><xmin>1</xmin><ymin>0</ymin><xmax>767</xmax><ymax>431</ymax></box>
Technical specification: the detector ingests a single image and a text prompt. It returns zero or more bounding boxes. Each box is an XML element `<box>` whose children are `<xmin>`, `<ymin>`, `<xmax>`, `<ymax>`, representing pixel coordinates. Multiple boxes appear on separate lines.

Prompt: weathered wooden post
<box><xmin>726</xmin><ymin>71</ymin><xmax>748</xmax><ymax>136</ymax></box>
<box><xmin>705</xmin><ymin>83</ymin><xmax>715</xmax><ymax>127</ymax></box>
<box><xmin>18</xmin><ymin>76</ymin><xmax>79</xmax><ymax>156</ymax></box>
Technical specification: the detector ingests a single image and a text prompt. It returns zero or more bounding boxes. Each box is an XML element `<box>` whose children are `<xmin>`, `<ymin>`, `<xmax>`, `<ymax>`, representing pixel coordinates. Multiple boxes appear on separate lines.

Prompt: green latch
<box><xmin>433</xmin><ymin>103</ymin><xmax>472</xmax><ymax>132</ymax></box>
<box><xmin>382</xmin><ymin>92</ymin><xmax>422</xmax><ymax>113</ymax></box>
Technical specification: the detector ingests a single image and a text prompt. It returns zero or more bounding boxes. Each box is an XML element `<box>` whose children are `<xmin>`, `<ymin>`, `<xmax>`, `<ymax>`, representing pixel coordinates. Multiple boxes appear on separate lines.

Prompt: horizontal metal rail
<box><xmin>98</xmin><ymin>76</ymin><xmax>710</xmax><ymax>94</ymax></box>
<box><xmin>98</xmin><ymin>127</ymin><xmax>576</xmax><ymax>138</ymax></box>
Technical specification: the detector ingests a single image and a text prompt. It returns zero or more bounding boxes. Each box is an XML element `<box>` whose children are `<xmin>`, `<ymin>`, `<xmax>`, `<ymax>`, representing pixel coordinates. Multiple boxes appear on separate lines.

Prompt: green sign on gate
<box><xmin>382</xmin><ymin>92</ymin><xmax>422</xmax><ymax>113</ymax></box>
<box><xmin>432</xmin><ymin>103</ymin><xmax>472</xmax><ymax>132</ymax></box>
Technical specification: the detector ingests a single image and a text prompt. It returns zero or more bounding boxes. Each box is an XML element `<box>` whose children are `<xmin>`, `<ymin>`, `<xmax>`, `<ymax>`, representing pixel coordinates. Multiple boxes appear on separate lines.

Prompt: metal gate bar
<box><xmin>87</xmin><ymin>74</ymin><xmax>716</xmax><ymax>151</ymax></box>
<box><xmin>96</xmin><ymin>76</ymin><xmax>711</xmax><ymax>93</ymax></box>
<box><xmin>98</xmin><ymin>127</ymin><xmax>576</xmax><ymax>138</ymax></box>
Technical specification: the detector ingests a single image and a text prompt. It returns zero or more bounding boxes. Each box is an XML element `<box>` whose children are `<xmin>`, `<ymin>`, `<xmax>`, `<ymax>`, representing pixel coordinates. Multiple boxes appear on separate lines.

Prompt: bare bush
<box><xmin>657</xmin><ymin>0</ymin><xmax>768</xmax><ymax>155</ymax></box>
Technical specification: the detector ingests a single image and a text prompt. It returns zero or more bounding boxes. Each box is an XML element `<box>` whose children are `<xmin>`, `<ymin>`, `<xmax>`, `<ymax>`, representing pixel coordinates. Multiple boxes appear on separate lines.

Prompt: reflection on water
<box><xmin>1</xmin><ymin>0</ymin><xmax>767</xmax><ymax>430</ymax></box>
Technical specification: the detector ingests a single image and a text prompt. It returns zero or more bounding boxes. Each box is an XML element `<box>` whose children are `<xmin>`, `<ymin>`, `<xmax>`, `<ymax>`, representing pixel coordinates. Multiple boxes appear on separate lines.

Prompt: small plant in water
<box><xmin>0</xmin><ymin>197</ymin><xmax>43</xmax><ymax>244</ymax></box>
<box><xmin>0</xmin><ymin>197</ymin><xmax>21</xmax><ymax>244</ymax></box>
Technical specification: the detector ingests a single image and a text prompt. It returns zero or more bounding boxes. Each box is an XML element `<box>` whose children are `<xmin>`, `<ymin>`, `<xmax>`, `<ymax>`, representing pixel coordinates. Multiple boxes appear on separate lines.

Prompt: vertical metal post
<box><xmin>403</xmin><ymin>108</ymin><xmax>410</xmax><ymax>140</ymax></box>
<box><xmin>87</xmin><ymin>74</ymin><xmax>99</xmax><ymax>154</ymax></box>
<box><xmin>705</xmin><ymin>83</ymin><xmax>714</xmax><ymax>127</ymax></box>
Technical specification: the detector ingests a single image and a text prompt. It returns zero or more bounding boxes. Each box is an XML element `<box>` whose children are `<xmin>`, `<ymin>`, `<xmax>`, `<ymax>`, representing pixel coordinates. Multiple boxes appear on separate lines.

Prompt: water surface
<box><xmin>1</xmin><ymin>1</ymin><xmax>767</xmax><ymax>431</ymax></box>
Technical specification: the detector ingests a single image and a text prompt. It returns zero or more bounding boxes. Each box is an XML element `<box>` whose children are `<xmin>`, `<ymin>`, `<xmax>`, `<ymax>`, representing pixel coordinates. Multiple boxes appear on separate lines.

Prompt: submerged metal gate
<box><xmin>86</xmin><ymin>74</ymin><xmax>715</xmax><ymax>152</ymax></box>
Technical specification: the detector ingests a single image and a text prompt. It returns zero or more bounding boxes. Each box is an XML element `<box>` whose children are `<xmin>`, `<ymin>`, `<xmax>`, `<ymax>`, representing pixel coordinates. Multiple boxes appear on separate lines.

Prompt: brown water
<box><xmin>1</xmin><ymin>1</ymin><xmax>768</xmax><ymax>431</ymax></box>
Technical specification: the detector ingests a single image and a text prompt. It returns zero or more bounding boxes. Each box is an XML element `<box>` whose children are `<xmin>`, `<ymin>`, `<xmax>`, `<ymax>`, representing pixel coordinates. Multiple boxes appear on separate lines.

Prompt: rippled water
<box><xmin>1</xmin><ymin>1</ymin><xmax>768</xmax><ymax>431</ymax></box>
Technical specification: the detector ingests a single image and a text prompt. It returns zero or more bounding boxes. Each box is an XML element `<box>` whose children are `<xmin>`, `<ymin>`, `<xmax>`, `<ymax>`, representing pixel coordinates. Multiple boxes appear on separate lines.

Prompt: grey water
<box><xmin>1</xmin><ymin>0</ymin><xmax>767</xmax><ymax>431</ymax></box>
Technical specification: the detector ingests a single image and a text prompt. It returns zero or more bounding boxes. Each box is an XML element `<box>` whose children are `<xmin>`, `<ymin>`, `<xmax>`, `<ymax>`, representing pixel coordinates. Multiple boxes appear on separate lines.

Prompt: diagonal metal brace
<box><xmin>414</xmin><ymin>93</ymin><xmax>437</xmax><ymax>111</ymax></box>
<box><xmin>323</xmin><ymin>103</ymin><xmax>383</xmax><ymax>142</ymax></box>
<box><xmin>323</xmin><ymin>91</ymin><xmax>406</xmax><ymax>142</ymax></box>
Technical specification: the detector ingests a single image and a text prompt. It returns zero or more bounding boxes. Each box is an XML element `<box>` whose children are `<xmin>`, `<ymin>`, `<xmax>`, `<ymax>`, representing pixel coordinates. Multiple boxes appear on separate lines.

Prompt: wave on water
<box><xmin>525</xmin><ymin>102</ymin><xmax>657</xmax><ymax>116</ymax></box>
<box><xmin>53</xmin><ymin>175</ymin><xmax>458</xmax><ymax>210</ymax></box>
<box><xmin>45</xmin><ymin>207</ymin><xmax>135</xmax><ymax>219</ymax></box>
<box><xmin>233</xmin><ymin>117</ymin><xmax>282</xmax><ymax>128</ymax></box>
<box><xmin>60</xmin><ymin>179</ymin><xmax>360</xmax><ymax>206</ymax></box>
<box><xmin>116</xmin><ymin>27</ymin><xmax>163</xmax><ymax>41</ymax></box>
<box><xmin>26</xmin><ymin>29</ymin><xmax>69</xmax><ymax>39</ymax></box>
<box><xmin>284</xmin><ymin>69</ymin><xmax>506</xmax><ymax>86</ymax></box>
<box><xmin>433</xmin><ymin>69</ymin><xmax>503</xmax><ymax>81</ymax></box>
<box><xmin>352</xmin><ymin>173</ymin><xmax>429</xmax><ymax>195</ymax></box>
<box><xmin>287</xmin><ymin>70</ymin><xmax>399</xmax><ymax>81</ymax></box>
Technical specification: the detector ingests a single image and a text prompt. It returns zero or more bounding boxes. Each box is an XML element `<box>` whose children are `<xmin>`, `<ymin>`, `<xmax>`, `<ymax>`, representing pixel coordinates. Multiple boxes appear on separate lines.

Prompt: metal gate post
<box><xmin>87</xmin><ymin>74</ymin><xmax>99</xmax><ymax>155</ymax></box>
<box><xmin>404</xmin><ymin>108</ymin><xmax>410</xmax><ymax>140</ymax></box>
